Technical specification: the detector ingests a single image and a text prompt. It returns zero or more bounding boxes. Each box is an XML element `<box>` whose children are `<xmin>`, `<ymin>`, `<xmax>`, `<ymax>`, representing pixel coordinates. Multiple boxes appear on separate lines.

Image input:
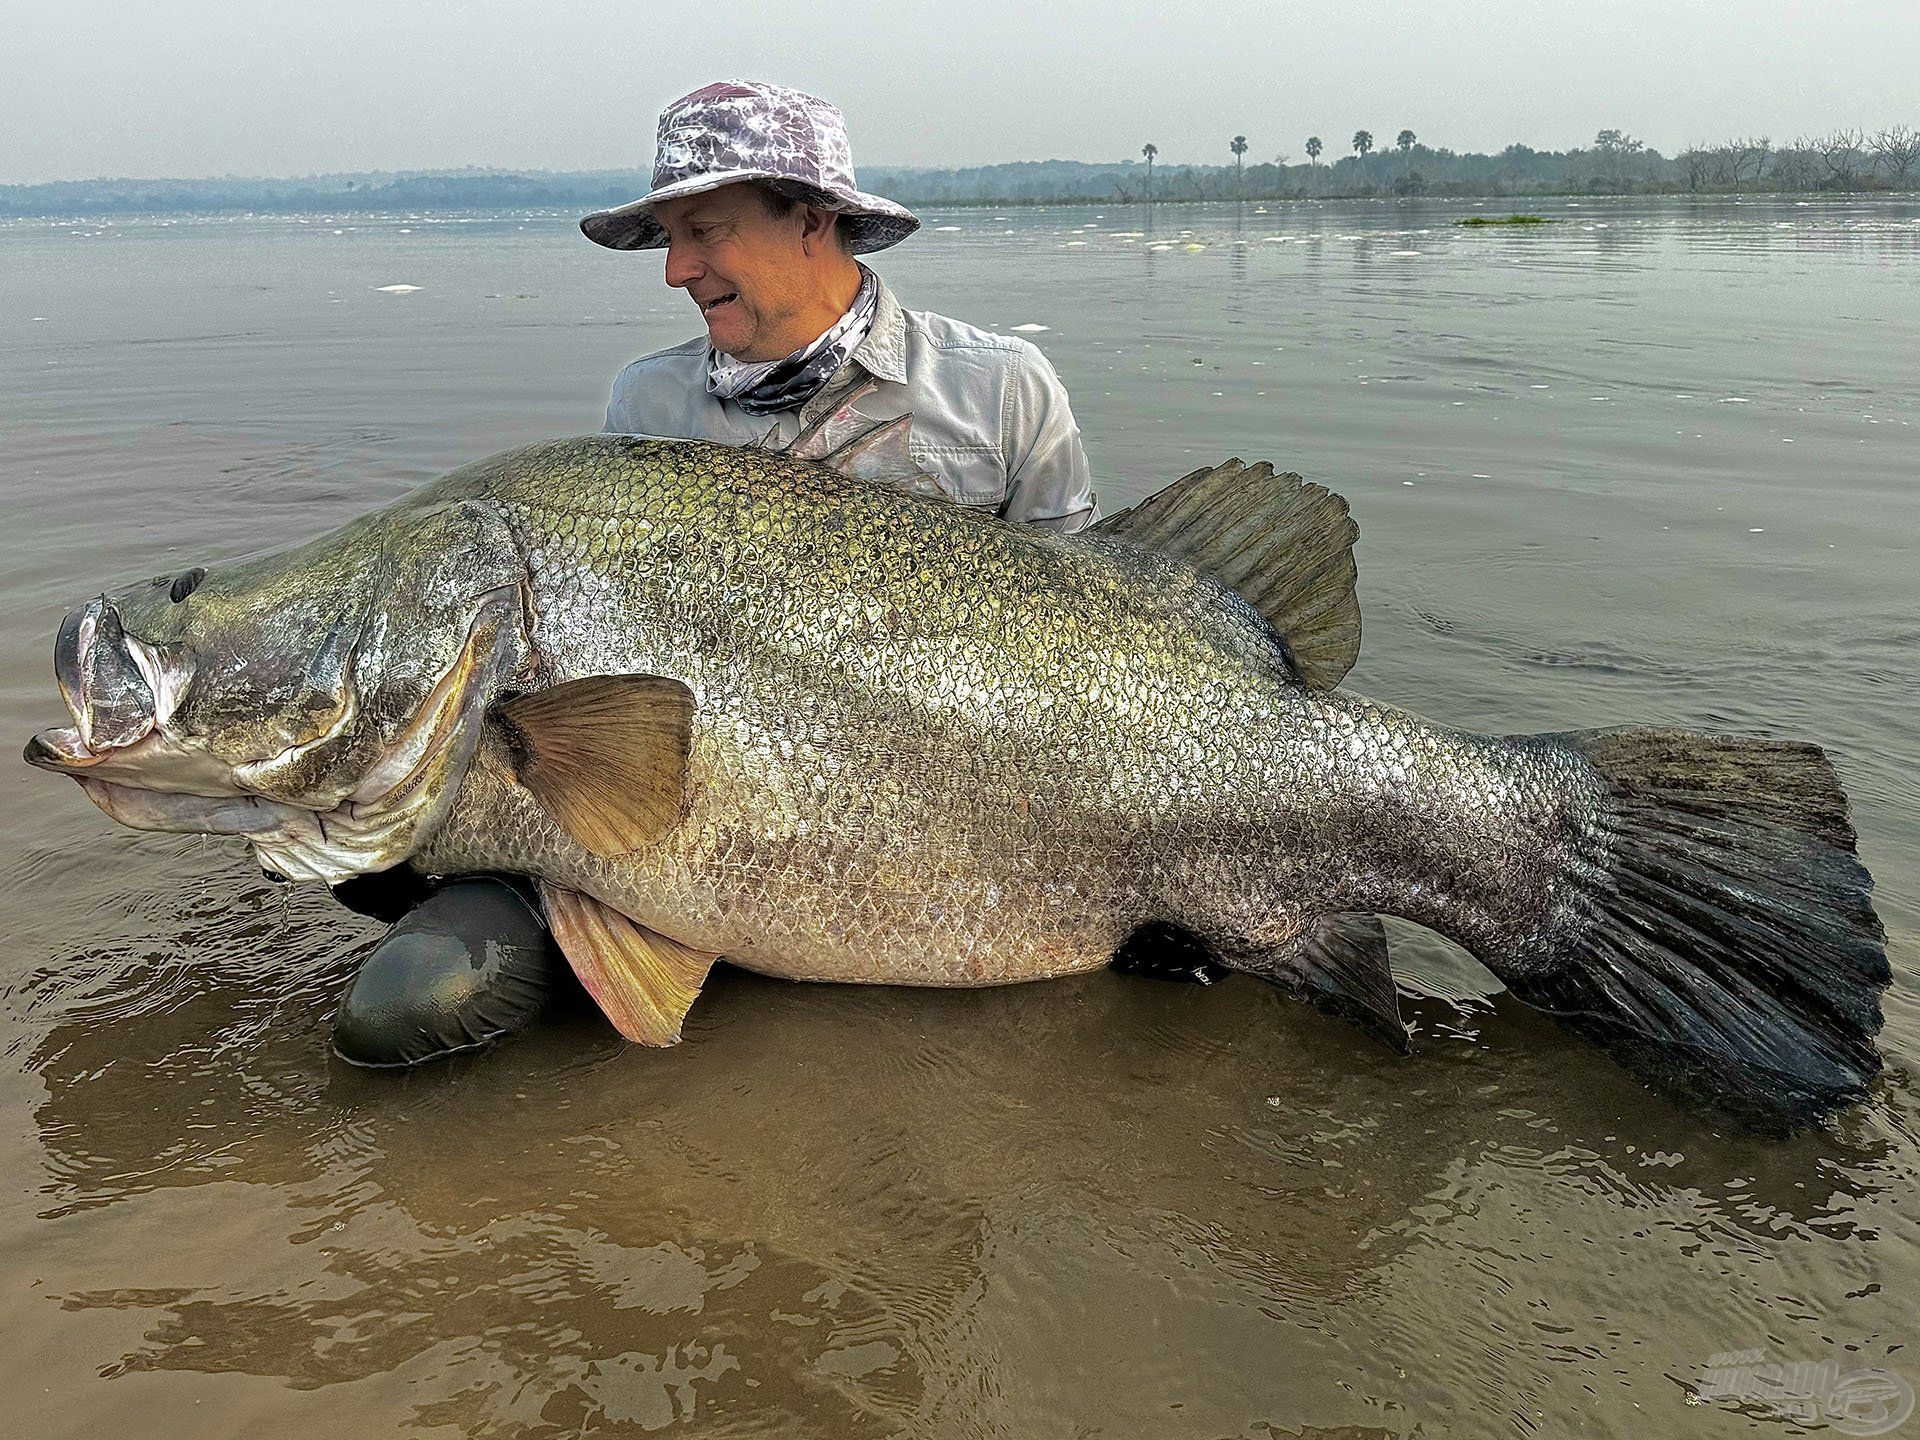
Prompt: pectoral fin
<box><xmin>539</xmin><ymin>884</ymin><xmax>719</xmax><ymax>1045</ymax></box>
<box><xmin>493</xmin><ymin>675</ymin><xmax>694</xmax><ymax>857</ymax></box>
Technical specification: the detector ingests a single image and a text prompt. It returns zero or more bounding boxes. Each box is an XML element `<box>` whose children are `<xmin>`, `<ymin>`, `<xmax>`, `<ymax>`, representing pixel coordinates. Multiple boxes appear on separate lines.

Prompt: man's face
<box><xmin>652</xmin><ymin>186</ymin><xmax>823</xmax><ymax>361</ymax></box>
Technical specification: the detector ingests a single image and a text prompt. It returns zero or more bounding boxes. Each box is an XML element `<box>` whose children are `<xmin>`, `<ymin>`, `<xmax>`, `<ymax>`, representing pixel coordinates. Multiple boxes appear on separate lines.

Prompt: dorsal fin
<box><xmin>1091</xmin><ymin>459</ymin><xmax>1361</xmax><ymax>689</ymax></box>
<box><xmin>783</xmin><ymin>380</ymin><xmax>885</xmax><ymax>460</ymax></box>
<box><xmin>820</xmin><ymin>413</ymin><xmax>914</xmax><ymax>481</ymax></box>
<box><xmin>778</xmin><ymin>382</ymin><xmax>937</xmax><ymax>488</ymax></box>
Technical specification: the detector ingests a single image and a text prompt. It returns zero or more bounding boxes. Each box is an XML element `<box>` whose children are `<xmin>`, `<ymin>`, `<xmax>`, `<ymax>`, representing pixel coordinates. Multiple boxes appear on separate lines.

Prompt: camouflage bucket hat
<box><xmin>580</xmin><ymin>80</ymin><xmax>920</xmax><ymax>256</ymax></box>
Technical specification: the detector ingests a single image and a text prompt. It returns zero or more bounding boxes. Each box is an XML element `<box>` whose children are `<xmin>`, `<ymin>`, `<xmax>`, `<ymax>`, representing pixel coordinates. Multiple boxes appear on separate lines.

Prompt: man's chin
<box><xmin>703</xmin><ymin>315</ymin><xmax>737</xmax><ymax>348</ymax></box>
<box><xmin>705</xmin><ymin>317</ymin><xmax>767</xmax><ymax>361</ymax></box>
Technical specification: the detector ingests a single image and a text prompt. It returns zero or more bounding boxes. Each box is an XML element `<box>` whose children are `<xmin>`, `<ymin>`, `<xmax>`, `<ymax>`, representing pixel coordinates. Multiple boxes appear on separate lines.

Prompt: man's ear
<box><xmin>798</xmin><ymin>204</ymin><xmax>842</xmax><ymax>255</ymax></box>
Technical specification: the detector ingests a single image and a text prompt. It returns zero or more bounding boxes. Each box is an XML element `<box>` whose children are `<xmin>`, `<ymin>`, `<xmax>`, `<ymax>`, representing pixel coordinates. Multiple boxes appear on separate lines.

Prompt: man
<box><xmin>331</xmin><ymin>81</ymin><xmax>1101</xmax><ymax>1067</ymax></box>
<box><xmin>590</xmin><ymin>80</ymin><xmax>1098</xmax><ymax>529</ymax></box>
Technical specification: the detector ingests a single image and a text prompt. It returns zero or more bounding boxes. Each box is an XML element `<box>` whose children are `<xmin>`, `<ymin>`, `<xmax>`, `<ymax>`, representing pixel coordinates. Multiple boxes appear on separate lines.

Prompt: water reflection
<box><xmin>12</xmin><ymin>838</ymin><xmax>1909</xmax><ymax>1435</ymax></box>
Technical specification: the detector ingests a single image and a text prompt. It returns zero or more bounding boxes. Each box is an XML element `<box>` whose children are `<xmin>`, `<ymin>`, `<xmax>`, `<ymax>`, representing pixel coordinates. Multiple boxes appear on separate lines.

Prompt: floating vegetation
<box><xmin>1456</xmin><ymin>214</ymin><xmax>1555</xmax><ymax>227</ymax></box>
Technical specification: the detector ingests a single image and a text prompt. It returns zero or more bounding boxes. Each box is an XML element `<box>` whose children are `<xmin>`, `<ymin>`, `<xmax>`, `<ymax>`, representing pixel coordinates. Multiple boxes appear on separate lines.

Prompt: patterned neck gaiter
<box><xmin>706</xmin><ymin>265</ymin><xmax>879</xmax><ymax>416</ymax></box>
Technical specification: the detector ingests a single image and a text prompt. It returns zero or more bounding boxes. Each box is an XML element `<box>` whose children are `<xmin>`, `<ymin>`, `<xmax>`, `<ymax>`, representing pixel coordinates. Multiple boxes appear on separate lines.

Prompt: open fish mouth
<box><xmin>15</xmin><ymin>723</ymin><xmax>327</xmax><ymax>851</ymax></box>
<box><xmin>51</xmin><ymin>594</ymin><xmax>165</xmax><ymax>756</ymax></box>
<box><xmin>21</xmin><ymin>722</ymin><xmax>240</xmax><ymax>797</ymax></box>
<box><xmin>74</xmin><ymin>777</ymin><xmax>326</xmax><ymax>844</ymax></box>
<box><xmin>29</xmin><ymin>594</ymin><xmax>164</xmax><ymax>776</ymax></box>
<box><xmin>27</xmin><ymin>593</ymin><xmax>240</xmax><ymax>796</ymax></box>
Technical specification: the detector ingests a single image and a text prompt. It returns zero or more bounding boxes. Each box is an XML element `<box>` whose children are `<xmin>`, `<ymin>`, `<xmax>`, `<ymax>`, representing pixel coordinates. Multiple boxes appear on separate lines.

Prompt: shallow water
<box><xmin>3</xmin><ymin>196</ymin><xmax>1917</xmax><ymax>1437</ymax></box>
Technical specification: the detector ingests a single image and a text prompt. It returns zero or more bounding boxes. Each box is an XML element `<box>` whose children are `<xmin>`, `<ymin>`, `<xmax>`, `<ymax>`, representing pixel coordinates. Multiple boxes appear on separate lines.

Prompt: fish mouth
<box><xmin>23</xmin><ymin>725</ymin><xmax>106</xmax><ymax>772</ymax></box>
<box><xmin>29</xmin><ymin>593</ymin><xmax>227</xmax><ymax>791</ymax></box>
<box><xmin>72</xmin><ymin>776</ymin><xmax>323</xmax><ymax>843</ymax></box>
<box><xmin>27</xmin><ymin>597</ymin><xmax>351</xmax><ymax>803</ymax></box>
<box><xmin>52</xmin><ymin>595</ymin><xmax>162</xmax><ymax>755</ymax></box>
<box><xmin>30</xmin><ymin>594</ymin><xmax>156</xmax><ymax>773</ymax></box>
<box><xmin>23</xmin><ymin>725</ymin><xmax>318</xmax><ymax>845</ymax></box>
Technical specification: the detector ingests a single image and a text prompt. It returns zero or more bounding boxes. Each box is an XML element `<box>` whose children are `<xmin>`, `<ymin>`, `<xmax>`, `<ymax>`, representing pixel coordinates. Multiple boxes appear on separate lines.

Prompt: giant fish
<box><xmin>24</xmin><ymin>403</ymin><xmax>1889</xmax><ymax>1132</ymax></box>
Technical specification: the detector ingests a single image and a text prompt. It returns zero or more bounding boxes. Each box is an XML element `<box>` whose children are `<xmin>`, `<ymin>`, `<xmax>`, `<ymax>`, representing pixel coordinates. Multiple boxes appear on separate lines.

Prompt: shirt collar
<box><xmin>847</xmin><ymin>271</ymin><xmax>908</xmax><ymax>384</ymax></box>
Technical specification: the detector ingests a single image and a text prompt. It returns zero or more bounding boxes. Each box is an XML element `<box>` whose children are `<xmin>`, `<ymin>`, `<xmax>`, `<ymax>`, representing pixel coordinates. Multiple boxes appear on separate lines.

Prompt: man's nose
<box><xmin>663</xmin><ymin>242</ymin><xmax>702</xmax><ymax>289</ymax></box>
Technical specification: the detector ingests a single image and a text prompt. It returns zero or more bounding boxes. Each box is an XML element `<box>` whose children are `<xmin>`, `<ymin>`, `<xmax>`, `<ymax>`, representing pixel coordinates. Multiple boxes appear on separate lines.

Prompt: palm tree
<box><xmin>1142</xmin><ymin>142</ymin><xmax>1157</xmax><ymax>199</ymax></box>
<box><xmin>1396</xmin><ymin>128</ymin><xmax>1416</xmax><ymax>175</ymax></box>
<box><xmin>1230</xmin><ymin>135</ymin><xmax>1248</xmax><ymax>191</ymax></box>
<box><xmin>1306</xmin><ymin>135</ymin><xmax>1323</xmax><ymax>169</ymax></box>
<box><xmin>1352</xmin><ymin>129</ymin><xmax>1374</xmax><ymax>182</ymax></box>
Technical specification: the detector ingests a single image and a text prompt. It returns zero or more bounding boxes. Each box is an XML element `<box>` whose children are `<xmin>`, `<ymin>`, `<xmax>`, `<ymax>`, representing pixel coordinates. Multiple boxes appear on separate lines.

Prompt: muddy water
<box><xmin>2</xmin><ymin>197</ymin><xmax>1916</xmax><ymax>1437</ymax></box>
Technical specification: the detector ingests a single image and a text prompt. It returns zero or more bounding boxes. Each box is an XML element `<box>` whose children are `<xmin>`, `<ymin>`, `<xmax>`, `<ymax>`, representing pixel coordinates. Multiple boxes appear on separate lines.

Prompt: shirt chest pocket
<box><xmin>910</xmin><ymin>444</ymin><xmax>1008</xmax><ymax>511</ymax></box>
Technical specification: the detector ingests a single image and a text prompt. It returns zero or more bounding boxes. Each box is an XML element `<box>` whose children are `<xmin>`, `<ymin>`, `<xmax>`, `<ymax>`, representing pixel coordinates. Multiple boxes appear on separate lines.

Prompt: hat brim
<box><xmin>580</xmin><ymin>169</ymin><xmax>919</xmax><ymax>256</ymax></box>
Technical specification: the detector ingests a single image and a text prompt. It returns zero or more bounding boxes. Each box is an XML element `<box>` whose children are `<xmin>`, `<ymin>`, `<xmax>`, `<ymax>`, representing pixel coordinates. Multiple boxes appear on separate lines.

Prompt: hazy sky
<box><xmin>5</xmin><ymin>0</ymin><xmax>1917</xmax><ymax>184</ymax></box>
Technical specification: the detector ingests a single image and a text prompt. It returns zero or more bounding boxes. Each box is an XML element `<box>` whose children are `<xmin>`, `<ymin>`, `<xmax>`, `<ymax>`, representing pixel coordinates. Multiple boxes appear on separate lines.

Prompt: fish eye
<box><xmin>169</xmin><ymin>567</ymin><xmax>207</xmax><ymax>603</ymax></box>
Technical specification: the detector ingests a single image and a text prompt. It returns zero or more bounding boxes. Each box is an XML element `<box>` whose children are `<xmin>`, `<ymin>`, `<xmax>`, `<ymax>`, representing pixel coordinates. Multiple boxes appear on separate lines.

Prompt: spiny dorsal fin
<box><xmin>783</xmin><ymin>379</ymin><xmax>885</xmax><ymax>460</ymax></box>
<box><xmin>493</xmin><ymin>675</ymin><xmax>694</xmax><ymax>857</ymax></box>
<box><xmin>779</xmin><ymin>384</ymin><xmax>940</xmax><ymax>489</ymax></box>
<box><xmin>1091</xmin><ymin>460</ymin><xmax>1362</xmax><ymax>689</ymax></box>
<box><xmin>540</xmin><ymin>884</ymin><xmax>718</xmax><ymax>1045</ymax></box>
<box><xmin>820</xmin><ymin>413</ymin><xmax>914</xmax><ymax>481</ymax></box>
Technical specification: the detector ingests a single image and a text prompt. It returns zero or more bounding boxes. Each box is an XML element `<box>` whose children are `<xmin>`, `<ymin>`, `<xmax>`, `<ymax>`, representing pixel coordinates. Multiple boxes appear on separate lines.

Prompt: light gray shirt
<box><xmin>602</xmin><ymin>272</ymin><xmax>1100</xmax><ymax>533</ymax></box>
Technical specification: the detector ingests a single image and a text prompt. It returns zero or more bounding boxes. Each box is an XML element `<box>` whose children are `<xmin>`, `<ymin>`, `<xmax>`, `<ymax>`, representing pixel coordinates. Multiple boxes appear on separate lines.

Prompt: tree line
<box><xmin>1110</xmin><ymin>125</ymin><xmax>1920</xmax><ymax>201</ymax></box>
<box><xmin>1676</xmin><ymin>128</ymin><xmax>1920</xmax><ymax>190</ymax></box>
<box><xmin>3</xmin><ymin>125</ymin><xmax>1916</xmax><ymax>217</ymax></box>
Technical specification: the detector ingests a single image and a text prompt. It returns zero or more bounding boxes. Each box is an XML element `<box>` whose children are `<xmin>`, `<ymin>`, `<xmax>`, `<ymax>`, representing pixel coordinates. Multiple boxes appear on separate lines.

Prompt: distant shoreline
<box><xmin>4</xmin><ymin>188</ymin><xmax>1916</xmax><ymax>225</ymax></box>
<box><xmin>5</xmin><ymin>142</ymin><xmax>1916</xmax><ymax>220</ymax></box>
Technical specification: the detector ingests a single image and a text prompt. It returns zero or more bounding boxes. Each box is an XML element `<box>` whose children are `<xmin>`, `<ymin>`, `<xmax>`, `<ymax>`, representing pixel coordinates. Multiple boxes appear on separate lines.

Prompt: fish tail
<box><xmin>1503</xmin><ymin>728</ymin><xmax>1888</xmax><ymax>1133</ymax></box>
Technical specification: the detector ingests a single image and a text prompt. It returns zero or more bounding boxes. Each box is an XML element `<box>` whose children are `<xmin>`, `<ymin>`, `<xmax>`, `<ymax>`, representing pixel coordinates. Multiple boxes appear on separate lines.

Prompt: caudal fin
<box><xmin>1510</xmin><ymin>728</ymin><xmax>1888</xmax><ymax>1133</ymax></box>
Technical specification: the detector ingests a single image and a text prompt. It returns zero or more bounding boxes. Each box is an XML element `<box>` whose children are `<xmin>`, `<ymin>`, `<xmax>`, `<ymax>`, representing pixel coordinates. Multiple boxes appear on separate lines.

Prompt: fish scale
<box><xmin>408</xmin><ymin>438</ymin><xmax>1565</xmax><ymax>989</ymax></box>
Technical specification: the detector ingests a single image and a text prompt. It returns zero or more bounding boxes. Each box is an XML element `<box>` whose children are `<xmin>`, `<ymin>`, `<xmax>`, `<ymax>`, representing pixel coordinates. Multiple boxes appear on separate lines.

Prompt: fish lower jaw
<box><xmin>24</xmin><ymin>726</ymin><xmax>99</xmax><ymax>770</ymax></box>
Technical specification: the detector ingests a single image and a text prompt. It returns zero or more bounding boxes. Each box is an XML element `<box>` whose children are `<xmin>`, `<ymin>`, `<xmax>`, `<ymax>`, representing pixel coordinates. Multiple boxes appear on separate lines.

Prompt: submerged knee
<box><xmin>332</xmin><ymin>876</ymin><xmax>571</xmax><ymax>1068</ymax></box>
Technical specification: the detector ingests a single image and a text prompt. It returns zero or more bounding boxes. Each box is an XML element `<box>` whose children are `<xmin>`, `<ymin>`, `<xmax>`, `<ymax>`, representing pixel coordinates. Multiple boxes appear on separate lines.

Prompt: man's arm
<box><xmin>1001</xmin><ymin>341</ymin><xmax>1100</xmax><ymax>534</ymax></box>
<box><xmin>603</xmin><ymin>362</ymin><xmax>641</xmax><ymax>434</ymax></box>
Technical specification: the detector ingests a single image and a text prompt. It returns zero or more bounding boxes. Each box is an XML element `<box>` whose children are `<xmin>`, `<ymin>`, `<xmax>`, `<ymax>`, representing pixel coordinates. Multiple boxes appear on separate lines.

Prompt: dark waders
<box><xmin>328</xmin><ymin>869</ymin><xmax>574</xmax><ymax>1067</ymax></box>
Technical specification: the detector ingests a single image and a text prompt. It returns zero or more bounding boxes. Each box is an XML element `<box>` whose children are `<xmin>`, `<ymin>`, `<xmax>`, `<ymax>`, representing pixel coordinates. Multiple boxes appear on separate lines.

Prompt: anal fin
<box><xmin>1231</xmin><ymin>912</ymin><xmax>1410</xmax><ymax>1054</ymax></box>
<box><xmin>540</xmin><ymin>884</ymin><xmax>719</xmax><ymax>1046</ymax></box>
